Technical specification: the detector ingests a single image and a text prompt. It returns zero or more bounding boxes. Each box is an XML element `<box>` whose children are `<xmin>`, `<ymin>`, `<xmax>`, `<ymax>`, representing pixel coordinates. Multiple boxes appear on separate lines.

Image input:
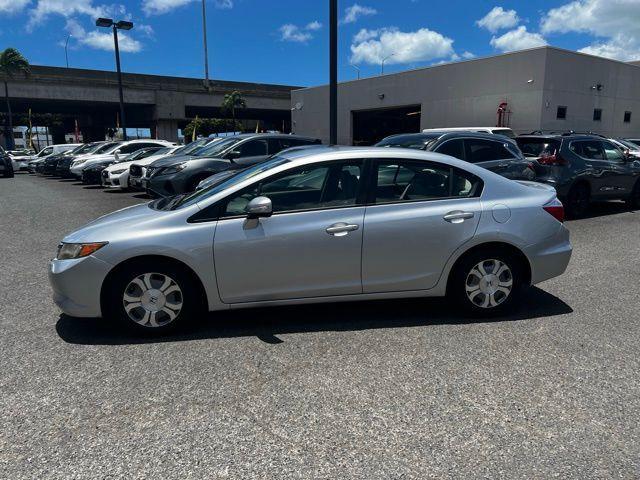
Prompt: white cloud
<box><xmin>350</xmin><ymin>27</ymin><xmax>455</xmax><ymax>65</ymax></box>
<box><xmin>66</xmin><ymin>18</ymin><xmax>142</xmax><ymax>53</ymax></box>
<box><xmin>28</xmin><ymin>0</ymin><xmax>109</xmax><ymax>29</ymax></box>
<box><xmin>461</xmin><ymin>51</ymin><xmax>476</xmax><ymax>59</ymax></box>
<box><xmin>137</xmin><ymin>24</ymin><xmax>155</xmax><ymax>38</ymax></box>
<box><xmin>342</xmin><ymin>4</ymin><xmax>376</xmax><ymax>24</ymax></box>
<box><xmin>305</xmin><ymin>21</ymin><xmax>322</xmax><ymax>31</ymax></box>
<box><xmin>541</xmin><ymin>0</ymin><xmax>640</xmax><ymax>61</ymax></box>
<box><xmin>490</xmin><ymin>26</ymin><xmax>547</xmax><ymax>52</ymax></box>
<box><xmin>0</xmin><ymin>0</ymin><xmax>29</xmax><ymax>14</ymax></box>
<box><xmin>278</xmin><ymin>21</ymin><xmax>322</xmax><ymax>43</ymax></box>
<box><xmin>143</xmin><ymin>0</ymin><xmax>232</xmax><ymax>15</ymax></box>
<box><xmin>579</xmin><ymin>34</ymin><xmax>640</xmax><ymax>61</ymax></box>
<box><xmin>476</xmin><ymin>6</ymin><xmax>520</xmax><ymax>33</ymax></box>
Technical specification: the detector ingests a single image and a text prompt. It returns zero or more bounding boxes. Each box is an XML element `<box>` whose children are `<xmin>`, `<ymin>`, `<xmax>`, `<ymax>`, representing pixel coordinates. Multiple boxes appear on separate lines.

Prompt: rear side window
<box><xmin>515</xmin><ymin>139</ymin><xmax>560</xmax><ymax>158</ymax></box>
<box><xmin>373</xmin><ymin>160</ymin><xmax>482</xmax><ymax>204</ymax></box>
<box><xmin>570</xmin><ymin>141</ymin><xmax>605</xmax><ymax>160</ymax></box>
<box><xmin>435</xmin><ymin>139</ymin><xmax>465</xmax><ymax>159</ymax></box>
<box><xmin>464</xmin><ymin>139</ymin><xmax>513</xmax><ymax>163</ymax></box>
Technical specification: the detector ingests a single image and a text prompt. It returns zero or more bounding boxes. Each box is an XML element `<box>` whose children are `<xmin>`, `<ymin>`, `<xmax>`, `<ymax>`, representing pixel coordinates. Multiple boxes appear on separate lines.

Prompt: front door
<box><xmin>362</xmin><ymin>159</ymin><xmax>483</xmax><ymax>293</ymax></box>
<box><xmin>214</xmin><ymin>160</ymin><xmax>365</xmax><ymax>303</ymax></box>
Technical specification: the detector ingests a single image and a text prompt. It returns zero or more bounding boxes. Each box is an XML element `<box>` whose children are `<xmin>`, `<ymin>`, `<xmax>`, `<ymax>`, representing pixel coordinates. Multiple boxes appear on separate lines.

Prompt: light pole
<box><xmin>201</xmin><ymin>0</ymin><xmax>211</xmax><ymax>90</ymax></box>
<box><xmin>64</xmin><ymin>34</ymin><xmax>72</xmax><ymax>68</ymax></box>
<box><xmin>329</xmin><ymin>0</ymin><xmax>337</xmax><ymax>146</ymax></box>
<box><xmin>381</xmin><ymin>53</ymin><xmax>395</xmax><ymax>75</ymax></box>
<box><xmin>96</xmin><ymin>17</ymin><xmax>133</xmax><ymax>141</ymax></box>
<box><xmin>350</xmin><ymin>63</ymin><xmax>360</xmax><ymax>80</ymax></box>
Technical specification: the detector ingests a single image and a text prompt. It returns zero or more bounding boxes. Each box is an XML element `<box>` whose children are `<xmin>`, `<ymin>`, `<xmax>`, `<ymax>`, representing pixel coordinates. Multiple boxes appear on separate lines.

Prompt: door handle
<box><xmin>443</xmin><ymin>211</ymin><xmax>474</xmax><ymax>223</ymax></box>
<box><xmin>326</xmin><ymin>223</ymin><xmax>359</xmax><ymax>236</ymax></box>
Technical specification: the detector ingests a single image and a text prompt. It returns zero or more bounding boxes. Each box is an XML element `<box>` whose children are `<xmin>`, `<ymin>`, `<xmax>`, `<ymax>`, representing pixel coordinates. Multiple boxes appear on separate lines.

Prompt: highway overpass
<box><xmin>1</xmin><ymin>66</ymin><xmax>298</xmax><ymax>143</ymax></box>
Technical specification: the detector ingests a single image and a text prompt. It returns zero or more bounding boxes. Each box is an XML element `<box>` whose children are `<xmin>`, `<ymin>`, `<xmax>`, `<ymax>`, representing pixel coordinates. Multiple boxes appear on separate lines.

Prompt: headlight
<box><xmin>72</xmin><ymin>160</ymin><xmax>86</xmax><ymax>167</ymax></box>
<box><xmin>111</xmin><ymin>169</ymin><xmax>126</xmax><ymax>174</ymax></box>
<box><xmin>161</xmin><ymin>163</ymin><xmax>188</xmax><ymax>175</ymax></box>
<box><xmin>56</xmin><ymin>242</ymin><xmax>107</xmax><ymax>260</ymax></box>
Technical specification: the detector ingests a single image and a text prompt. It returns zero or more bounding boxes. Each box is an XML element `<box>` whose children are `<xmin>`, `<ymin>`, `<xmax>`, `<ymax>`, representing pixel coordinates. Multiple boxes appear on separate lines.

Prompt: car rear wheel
<box><xmin>566</xmin><ymin>183</ymin><xmax>590</xmax><ymax>218</ymax></box>
<box><xmin>104</xmin><ymin>260</ymin><xmax>203</xmax><ymax>333</ymax></box>
<box><xmin>626</xmin><ymin>179</ymin><xmax>640</xmax><ymax>210</ymax></box>
<box><xmin>449</xmin><ymin>249</ymin><xmax>523</xmax><ymax>316</ymax></box>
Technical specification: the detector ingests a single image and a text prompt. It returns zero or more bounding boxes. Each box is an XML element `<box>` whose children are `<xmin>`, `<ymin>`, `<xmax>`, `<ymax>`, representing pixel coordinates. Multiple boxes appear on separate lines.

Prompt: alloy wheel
<box><xmin>122</xmin><ymin>273</ymin><xmax>183</xmax><ymax>327</ymax></box>
<box><xmin>465</xmin><ymin>259</ymin><xmax>513</xmax><ymax>309</ymax></box>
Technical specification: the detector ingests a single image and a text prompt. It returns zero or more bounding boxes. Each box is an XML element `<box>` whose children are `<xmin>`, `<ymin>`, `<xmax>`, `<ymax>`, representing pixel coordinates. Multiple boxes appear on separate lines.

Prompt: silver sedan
<box><xmin>49</xmin><ymin>146</ymin><xmax>572</xmax><ymax>333</ymax></box>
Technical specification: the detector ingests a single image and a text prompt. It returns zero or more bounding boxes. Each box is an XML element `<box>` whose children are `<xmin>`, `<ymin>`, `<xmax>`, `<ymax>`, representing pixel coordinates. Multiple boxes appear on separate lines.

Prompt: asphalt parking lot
<box><xmin>1</xmin><ymin>172</ymin><xmax>639</xmax><ymax>479</ymax></box>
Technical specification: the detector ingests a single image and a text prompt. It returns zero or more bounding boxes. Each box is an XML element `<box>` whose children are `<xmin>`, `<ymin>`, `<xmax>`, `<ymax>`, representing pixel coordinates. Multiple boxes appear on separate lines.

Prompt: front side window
<box><xmin>236</xmin><ymin>139</ymin><xmax>268</xmax><ymax>157</ymax></box>
<box><xmin>373</xmin><ymin>160</ymin><xmax>481</xmax><ymax>204</ymax></box>
<box><xmin>570</xmin><ymin>140</ymin><xmax>605</xmax><ymax>160</ymax></box>
<box><xmin>602</xmin><ymin>141</ymin><xmax>625</xmax><ymax>162</ymax></box>
<box><xmin>465</xmin><ymin>139</ymin><xmax>512</xmax><ymax>163</ymax></box>
<box><xmin>435</xmin><ymin>139</ymin><xmax>465</xmax><ymax>159</ymax></box>
<box><xmin>39</xmin><ymin>147</ymin><xmax>53</xmax><ymax>156</ymax></box>
<box><xmin>221</xmin><ymin>161</ymin><xmax>363</xmax><ymax>217</ymax></box>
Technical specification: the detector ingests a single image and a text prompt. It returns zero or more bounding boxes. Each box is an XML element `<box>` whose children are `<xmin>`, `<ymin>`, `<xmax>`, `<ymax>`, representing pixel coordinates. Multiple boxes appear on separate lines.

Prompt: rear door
<box><xmin>362</xmin><ymin>159</ymin><xmax>483</xmax><ymax>293</ymax></box>
<box><xmin>570</xmin><ymin>140</ymin><xmax>609</xmax><ymax>198</ymax></box>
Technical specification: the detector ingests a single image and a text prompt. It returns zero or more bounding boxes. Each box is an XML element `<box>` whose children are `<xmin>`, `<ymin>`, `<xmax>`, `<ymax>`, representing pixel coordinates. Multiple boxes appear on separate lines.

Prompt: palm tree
<box><xmin>220</xmin><ymin>90</ymin><xmax>246</xmax><ymax>134</ymax></box>
<box><xmin>0</xmin><ymin>48</ymin><xmax>30</xmax><ymax>150</ymax></box>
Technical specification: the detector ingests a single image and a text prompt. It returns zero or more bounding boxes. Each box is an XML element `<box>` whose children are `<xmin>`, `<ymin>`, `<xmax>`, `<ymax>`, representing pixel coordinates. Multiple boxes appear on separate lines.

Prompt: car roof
<box><xmin>516</xmin><ymin>134</ymin><xmax>603</xmax><ymax>141</ymax></box>
<box><xmin>221</xmin><ymin>133</ymin><xmax>320</xmax><ymax>141</ymax></box>
<box><xmin>381</xmin><ymin>130</ymin><xmax>517</xmax><ymax>144</ymax></box>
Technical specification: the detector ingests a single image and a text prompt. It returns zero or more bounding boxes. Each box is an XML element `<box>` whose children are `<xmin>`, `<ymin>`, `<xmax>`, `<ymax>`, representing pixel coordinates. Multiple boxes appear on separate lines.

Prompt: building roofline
<box><xmin>293</xmin><ymin>45</ymin><xmax>640</xmax><ymax>92</ymax></box>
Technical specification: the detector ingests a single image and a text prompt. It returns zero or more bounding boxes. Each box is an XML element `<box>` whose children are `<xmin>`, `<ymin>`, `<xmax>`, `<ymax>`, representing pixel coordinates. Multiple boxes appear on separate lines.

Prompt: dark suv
<box><xmin>144</xmin><ymin>133</ymin><xmax>321</xmax><ymax>197</ymax></box>
<box><xmin>516</xmin><ymin>134</ymin><xmax>640</xmax><ymax>217</ymax></box>
<box><xmin>0</xmin><ymin>145</ymin><xmax>14</xmax><ymax>178</ymax></box>
<box><xmin>376</xmin><ymin>131</ymin><xmax>535</xmax><ymax>181</ymax></box>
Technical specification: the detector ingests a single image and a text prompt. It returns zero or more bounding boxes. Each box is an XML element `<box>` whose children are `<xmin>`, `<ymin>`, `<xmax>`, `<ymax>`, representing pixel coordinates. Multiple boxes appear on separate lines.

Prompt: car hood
<box><xmin>63</xmin><ymin>203</ymin><xmax>193</xmax><ymax>244</ymax></box>
<box><xmin>148</xmin><ymin>154</ymin><xmax>200</xmax><ymax>168</ymax></box>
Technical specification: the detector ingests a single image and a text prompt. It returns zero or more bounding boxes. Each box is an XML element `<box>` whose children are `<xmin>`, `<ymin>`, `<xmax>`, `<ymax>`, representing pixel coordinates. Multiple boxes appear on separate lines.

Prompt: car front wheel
<box><xmin>449</xmin><ymin>250</ymin><xmax>523</xmax><ymax>316</ymax></box>
<box><xmin>104</xmin><ymin>260</ymin><xmax>202</xmax><ymax>333</ymax></box>
<box><xmin>626</xmin><ymin>179</ymin><xmax>640</xmax><ymax>210</ymax></box>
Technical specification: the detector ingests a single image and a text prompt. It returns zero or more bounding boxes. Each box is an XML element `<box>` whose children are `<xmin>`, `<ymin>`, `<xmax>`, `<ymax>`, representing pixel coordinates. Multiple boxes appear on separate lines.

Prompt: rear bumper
<box><xmin>48</xmin><ymin>256</ymin><xmax>112</xmax><ymax>318</ymax></box>
<box><xmin>524</xmin><ymin>225</ymin><xmax>572</xmax><ymax>285</ymax></box>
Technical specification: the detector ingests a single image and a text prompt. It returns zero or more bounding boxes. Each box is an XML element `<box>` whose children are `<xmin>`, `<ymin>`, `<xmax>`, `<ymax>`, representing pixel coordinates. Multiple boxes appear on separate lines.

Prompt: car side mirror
<box><xmin>227</xmin><ymin>149</ymin><xmax>241</xmax><ymax>159</ymax></box>
<box><xmin>246</xmin><ymin>196</ymin><xmax>272</xmax><ymax>218</ymax></box>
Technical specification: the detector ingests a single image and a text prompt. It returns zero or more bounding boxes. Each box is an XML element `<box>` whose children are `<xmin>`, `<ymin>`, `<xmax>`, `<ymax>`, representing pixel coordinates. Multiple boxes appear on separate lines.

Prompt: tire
<box><xmin>626</xmin><ymin>179</ymin><xmax>640</xmax><ymax>210</ymax></box>
<box><xmin>565</xmin><ymin>183</ymin><xmax>590</xmax><ymax>219</ymax></box>
<box><xmin>448</xmin><ymin>248</ymin><xmax>524</xmax><ymax>317</ymax></box>
<box><xmin>103</xmin><ymin>259</ymin><xmax>204</xmax><ymax>334</ymax></box>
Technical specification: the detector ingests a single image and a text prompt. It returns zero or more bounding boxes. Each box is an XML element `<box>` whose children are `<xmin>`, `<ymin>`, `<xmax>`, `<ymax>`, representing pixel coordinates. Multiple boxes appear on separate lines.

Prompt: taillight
<box><xmin>543</xmin><ymin>199</ymin><xmax>565</xmax><ymax>223</ymax></box>
<box><xmin>538</xmin><ymin>152</ymin><xmax>567</xmax><ymax>166</ymax></box>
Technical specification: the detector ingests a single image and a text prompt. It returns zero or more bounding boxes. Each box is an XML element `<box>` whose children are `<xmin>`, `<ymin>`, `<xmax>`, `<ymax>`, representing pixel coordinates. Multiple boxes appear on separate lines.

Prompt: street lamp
<box><xmin>381</xmin><ymin>53</ymin><xmax>395</xmax><ymax>75</ymax></box>
<box><xmin>64</xmin><ymin>34</ymin><xmax>72</xmax><ymax>68</ymax></box>
<box><xmin>350</xmin><ymin>63</ymin><xmax>360</xmax><ymax>80</ymax></box>
<box><xmin>329</xmin><ymin>0</ymin><xmax>337</xmax><ymax>146</ymax></box>
<box><xmin>201</xmin><ymin>0</ymin><xmax>211</xmax><ymax>90</ymax></box>
<box><xmin>96</xmin><ymin>17</ymin><xmax>134</xmax><ymax>141</ymax></box>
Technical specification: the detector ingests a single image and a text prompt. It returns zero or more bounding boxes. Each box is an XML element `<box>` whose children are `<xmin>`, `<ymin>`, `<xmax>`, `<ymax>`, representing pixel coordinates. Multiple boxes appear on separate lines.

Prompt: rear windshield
<box><xmin>515</xmin><ymin>138</ymin><xmax>560</xmax><ymax>158</ymax></box>
<box><xmin>491</xmin><ymin>129</ymin><xmax>516</xmax><ymax>138</ymax></box>
<box><xmin>376</xmin><ymin>134</ymin><xmax>440</xmax><ymax>149</ymax></box>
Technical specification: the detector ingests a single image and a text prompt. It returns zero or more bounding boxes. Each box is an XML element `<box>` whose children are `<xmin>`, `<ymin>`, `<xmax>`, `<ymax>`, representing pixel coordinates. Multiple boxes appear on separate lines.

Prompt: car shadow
<box><xmin>103</xmin><ymin>189</ymin><xmax>132</xmax><ymax>194</ymax></box>
<box><xmin>56</xmin><ymin>287</ymin><xmax>572</xmax><ymax>346</ymax></box>
<box><xmin>566</xmin><ymin>200</ymin><xmax>634</xmax><ymax>221</ymax></box>
<box><xmin>83</xmin><ymin>185</ymin><xmax>104</xmax><ymax>189</ymax></box>
<box><xmin>132</xmin><ymin>193</ymin><xmax>152</xmax><ymax>199</ymax></box>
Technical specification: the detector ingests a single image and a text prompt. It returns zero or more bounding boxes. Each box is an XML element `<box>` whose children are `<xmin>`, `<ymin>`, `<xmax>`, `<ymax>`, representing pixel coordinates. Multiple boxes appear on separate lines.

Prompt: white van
<box><xmin>422</xmin><ymin>127</ymin><xmax>516</xmax><ymax>138</ymax></box>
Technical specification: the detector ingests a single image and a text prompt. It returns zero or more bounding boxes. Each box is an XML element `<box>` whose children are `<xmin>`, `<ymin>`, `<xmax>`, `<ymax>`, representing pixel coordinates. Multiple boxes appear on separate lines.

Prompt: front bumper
<box><xmin>82</xmin><ymin>169</ymin><xmax>104</xmax><ymax>185</ymax></box>
<box><xmin>146</xmin><ymin>172</ymin><xmax>189</xmax><ymax>197</ymax></box>
<box><xmin>48</xmin><ymin>255</ymin><xmax>113</xmax><ymax>318</ymax></box>
<box><xmin>524</xmin><ymin>225</ymin><xmax>572</xmax><ymax>285</ymax></box>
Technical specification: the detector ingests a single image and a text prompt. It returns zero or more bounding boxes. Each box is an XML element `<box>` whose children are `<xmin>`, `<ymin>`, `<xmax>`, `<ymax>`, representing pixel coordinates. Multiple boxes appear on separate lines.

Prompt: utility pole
<box><xmin>329</xmin><ymin>0</ymin><xmax>338</xmax><ymax>145</ymax></box>
<box><xmin>202</xmin><ymin>0</ymin><xmax>211</xmax><ymax>90</ymax></box>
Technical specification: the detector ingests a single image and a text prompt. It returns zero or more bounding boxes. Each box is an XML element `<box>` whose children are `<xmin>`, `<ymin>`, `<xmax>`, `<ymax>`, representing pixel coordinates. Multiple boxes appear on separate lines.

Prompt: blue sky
<box><xmin>1</xmin><ymin>0</ymin><xmax>639</xmax><ymax>87</ymax></box>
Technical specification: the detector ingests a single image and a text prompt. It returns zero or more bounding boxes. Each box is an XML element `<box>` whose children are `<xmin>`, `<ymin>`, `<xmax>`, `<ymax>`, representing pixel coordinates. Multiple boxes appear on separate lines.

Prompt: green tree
<box><xmin>183</xmin><ymin>117</ymin><xmax>241</xmax><ymax>141</ymax></box>
<box><xmin>220</xmin><ymin>91</ymin><xmax>246</xmax><ymax>134</ymax></box>
<box><xmin>0</xmin><ymin>48</ymin><xmax>30</xmax><ymax>150</ymax></box>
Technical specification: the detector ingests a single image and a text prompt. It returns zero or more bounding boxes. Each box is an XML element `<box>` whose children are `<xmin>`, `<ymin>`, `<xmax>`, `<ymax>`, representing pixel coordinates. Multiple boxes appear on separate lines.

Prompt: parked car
<box><xmin>27</xmin><ymin>144</ymin><xmax>82</xmax><ymax>173</ymax></box>
<box><xmin>81</xmin><ymin>159</ymin><xmax>119</xmax><ymax>185</ymax></box>
<box><xmin>624</xmin><ymin>138</ymin><xmax>640</xmax><ymax>147</ymax></box>
<box><xmin>56</xmin><ymin>141</ymin><xmax>121</xmax><ymax>177</ymax></box>
<box><xmin>8</xmin><ymin>150</ymin><xmax>32</xmax><ymax>171</ymax></box>
<box><xmin>376</xmin><ymin>132</ymin><xmax>536</xmax><ymax>181</ymax></box>
<box><xmin>128</xmin><ymin>138</ymin><xmax>223</xmax><ymax>190</ymax></box>
<box><xmin>143</xmin><ymin>134</ymin><xmax>322</xmax><ymax>197</ymax></box>
<box><xmin>40</xmin><ymin>142</ymin><xmax>107</xmax><ymax>175</ymax></box>
<box><xmin>49</xmin><ymin>146</ymin><xmax>571</xmax><ymax>333</ymax></box>
<box><xmin>1</xmin><ymin>146</ymin><xmax>14</xmax><ymax>178</ymax></box>
<box><xmin>422</xmin><ymin>127</ymin><xmax>516</xmax><ymax>138</ymax></box>
<box><xmin>609</xmin><ymin>138</ymin><xmax>640</xmax><ymax>159</ymax></box>
<box><xmin>515</xmin><ymin>134</ymin><xmax>640</xmax><ymax>217</ymax></box>
<box><xmin>68</xmin><ymin>140</ymin><xmax>174</xmax><ymax>178</ymax></box>
<box><xmin>102</xmin><ymin>146</ymin><xmax>181</xmax><ymax>190</ymax></box>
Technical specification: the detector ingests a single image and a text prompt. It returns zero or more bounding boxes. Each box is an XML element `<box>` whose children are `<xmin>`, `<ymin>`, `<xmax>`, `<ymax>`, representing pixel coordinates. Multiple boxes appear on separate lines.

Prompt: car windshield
<box><xmin>93</xmin><ymin>142</ymin><xmax>121</xmax><ymax>154</ymax></box>
<box><xmin>196</xmin><ymin>137</ymin><xmax>242</xmax><ymax>157</ymax></box>
<box><xmin>376</xmin><ymin>134</ymin><xmax>440</xmax><ymax>149</ymax></box>
<box><xmin>71</xmin><ymin>143</ymin><xmax>97</xmax><ymax>155</ymax></box>
<box><xmin>515</xmin><ymin>138</ymin><xmax>560</xmax><ymax>158</ymax></box>
<box><xmin>176</xmin><ymin>138</ymin><xmax>218</xmax><ymax>156</ymax></box>
<box><xmin>615</xmin><ymin>139</ymin><xmax>638</xmax><ymax>150</ymax></box>
<box><xmin>151</xmin><ymin>156</ymin><xmax>290</xmax><ymax>211</ymax></box>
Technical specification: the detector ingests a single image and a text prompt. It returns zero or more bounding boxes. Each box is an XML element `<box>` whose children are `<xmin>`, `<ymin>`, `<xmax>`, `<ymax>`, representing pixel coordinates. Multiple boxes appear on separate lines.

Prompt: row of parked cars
<box><xmin>13</xmin><ymin>128</ymin><xmax>640</xmax><ymax>219</ymax></box>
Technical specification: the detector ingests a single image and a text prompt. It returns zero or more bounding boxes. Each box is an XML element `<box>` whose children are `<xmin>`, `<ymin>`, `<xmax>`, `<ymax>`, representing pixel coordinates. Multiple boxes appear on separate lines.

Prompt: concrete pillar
<box><xmin>155</xmin><ymin>119</ymin><xmax>179</xmax><ymax>142</ymax></box>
